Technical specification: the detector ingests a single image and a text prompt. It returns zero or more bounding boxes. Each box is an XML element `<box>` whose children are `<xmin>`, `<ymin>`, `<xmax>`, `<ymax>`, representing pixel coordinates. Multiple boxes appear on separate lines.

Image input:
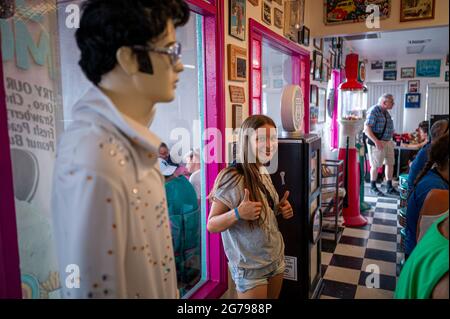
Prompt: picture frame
<box><xmin>383</xmin><ymin>70</ymin><xmax>397</xmax><ymax>81</ymax></box>
<box><xmin>445</xmin><ymin>71</ymin><xmax>449</xmax><ymax>82</ymax></box>
<box><xmin>229</xmin><ymin>0</ymin><xmax>246</xmax><ymax>41</ymax></box>
<box><xmin>405</xmin><ymin>93</ymin><xmax>421</xmax><ymax>108</ymax></box>
<box><xmin>318</xmin><ymin>87</ymin><xmax>327</xmax><ymax>123</ymax></box>
<box><xmin>229</xmin><ymin>85</ymin><xmax>246</xmax><ymax>103</ymax></box>
<box><xmin>384</xmin><ymin>61</ymin><xmax>397</xmax><ymax>70</ymax></box>
<box><xmin>232</xmin><ymin>104</ymin><xmax>243</xmax><ymax>129</ymax></box>
<box><xmin>274</xmin><ymin>7</ymin><xmax>283</xmax><ymax>29</ymax></box>
<box><xmin>324</xmin><ymin>0</ymin><xmax>391</xmax><ymax>25</ymax></box>
<box><xmin>228</xmin><ymin>44</ymin><xmax>247</xmax><ymax>82</ymax></box>
<box><xmin>371</xmin><ymin>60</ymin><xmax>383</xmax><ymax>70</ymax></box>
<box><xmin>401</xmin><ymin>67</ymin><xmax>415</xmax><ymax>78</ymax></box>
<box><xmin>313</xmin><ymin>51</ymin><xmax>323</xmax><ymax>81</ymax></box>
<box><xmin>313</xmin><ymin>38</ymin><xmax>323</xmax><ymax>51</ymax></box>
<box><xmin>400</xmin><ymin>0</ymin><xmax>435</xmax><ymax>22</ymax></box>
<box><xmin>310</xmin><ymin>84</ymin><xmax>318</xmax><ymax>106</ymax></box>
<box><xmin>262</xmin><ymin>1</ymin><xmax>272</xmax><ymax>26</ymax></box>
<box><xmin>408</xmin><ymin>80</ymin><xmax>420</xmax><ymax>93</ymax></box>
<box><xmin>248</xmin><ymin>0</ymin><xmax>259</xmax><ymax>5</ymax></box>
<box><xmin>328</xmin><ymin>50</ymin><xmax>335</xmax><ymax>71</ymax></box>
<box><xmin>310</xmin><ymin>106</ymin><xmax>318</xmax><ymax>125</ymax></box>
<box><xmin>299</xmin><ymin>25</ymin><xmax>310</xmax><ymax>46</ymax></box>
<box><xmin>416</xmin><ymin>59</ymin><xmax>441</xmax><ymax>77</ymax></box>
<box><xmin>284</xmin><ymin>0</ymin><xmax>304</xmax><ymax>42</ymax></box>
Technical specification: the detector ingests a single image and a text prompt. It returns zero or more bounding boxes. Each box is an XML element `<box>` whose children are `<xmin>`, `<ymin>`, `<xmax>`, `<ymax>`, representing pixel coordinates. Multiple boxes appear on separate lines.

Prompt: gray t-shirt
<box><xmin>214</xmin><ymin>167</ymin><xmax>285</xmax><ymax>271</ymax></box>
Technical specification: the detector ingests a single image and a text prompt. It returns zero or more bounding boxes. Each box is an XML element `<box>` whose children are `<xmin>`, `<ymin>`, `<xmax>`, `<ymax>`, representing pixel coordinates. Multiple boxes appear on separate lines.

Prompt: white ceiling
<box><xmin>345</xmin><ymin>26</ymin><xmax>449</xmax><ymax>60</ymax></box>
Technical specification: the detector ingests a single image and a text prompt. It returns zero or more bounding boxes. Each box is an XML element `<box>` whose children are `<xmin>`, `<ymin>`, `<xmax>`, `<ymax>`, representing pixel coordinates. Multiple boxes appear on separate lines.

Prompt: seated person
<box><xmin>405</xmin><ymin>133</ymin><xmax>449</xmax><ymax>258</ymax></box>
<box><xmin>395</xmin><ymin>213</ymin><xmax>448</xmax><ymax>299</ymax></box>
<box><xmin>417</xmin><ymin>189</ymin><xmax>449</xmax><ymax>241</ymax></box>
<box><xmin>159</xmin><ymin>142</ymin><xmax>179</xmax><ymax>167</ymax></box>
<box><xmin>416</xmin><ymin>121</ymin><xmax>429</xmax><ymax>148</ymax></box>
<box><xmin>160</xmin><ymin>159</ymin><xmax>201</xmax><ymax>291</ymax></box>
<box><xmin>184</xmin><ymin>148</ymin><xmax>201</xmax><ymax>200</ymax></box>
<box><xmin>408</xmin><ymin>120</ymin><xmax>449</xmax><ymax>192</ymax></box>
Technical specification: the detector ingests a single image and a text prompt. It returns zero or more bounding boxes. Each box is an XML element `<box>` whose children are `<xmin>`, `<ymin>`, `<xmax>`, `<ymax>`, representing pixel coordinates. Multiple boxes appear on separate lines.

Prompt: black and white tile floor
<box><xmin>319</xmin><ymin>186</ymin><xmax>402</xmax><ymax>299</ymax></box>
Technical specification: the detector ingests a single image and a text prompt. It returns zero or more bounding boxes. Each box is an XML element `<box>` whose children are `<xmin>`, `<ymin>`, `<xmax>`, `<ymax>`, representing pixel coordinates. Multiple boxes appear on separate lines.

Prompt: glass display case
<box><xmin>338</xmin><ymin>89</ymin><xmax>367</xmax><ymax>121</ymax></box>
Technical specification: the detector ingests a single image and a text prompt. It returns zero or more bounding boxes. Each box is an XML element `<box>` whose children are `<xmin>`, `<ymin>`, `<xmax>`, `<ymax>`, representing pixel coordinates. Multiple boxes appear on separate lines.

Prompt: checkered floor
<box><xmin>319</xmin><ymin>184</ymin><xmax>403</xmax><ymax>299</ymax></box>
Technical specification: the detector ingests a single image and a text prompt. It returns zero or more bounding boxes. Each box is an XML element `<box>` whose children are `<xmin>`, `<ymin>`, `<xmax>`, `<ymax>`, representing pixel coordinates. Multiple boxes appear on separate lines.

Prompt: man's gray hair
<box><xmin>378</xmin><ymin>93</ymin><xmax>394</xmax><ymax>105</ymax></box>
<box><xmin>430</xmin><ymin>119</ymin><xmax>449</xmax><ymax>141</ymax></box>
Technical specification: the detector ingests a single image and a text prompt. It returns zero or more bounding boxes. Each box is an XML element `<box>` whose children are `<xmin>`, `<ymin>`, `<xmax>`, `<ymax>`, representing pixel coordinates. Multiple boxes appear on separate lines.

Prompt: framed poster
<box><xmin>228</xmin><ymin>44</ymin><xmax>247</xmax><ymax>82</ymax></box>
<box><xmin>416</xmin><ymin>59</ymin><xmax>441</xmax><ymax>77</ymax></box>
<box><xmin>400</xmin><ymin>0</ymin><xmax>435</xmax><ymax>22</ymax></box>
<box><xmin>313</xmin><ymin>51</ymin><xmax>323</xmax><ymax>81</ymax></box>
<box><xmin>232</xmin><ymin>104</ymin><xmax>243</xmax><ymax>129</ymax></box>
<box><xmin>324</xmin><ymin>0</ymin><xmax>391</xmax><ymax>25</ymax></box>
<box><xmin>401</xmin><ymin>67</ymin><xmax>415</xmax><ymax>78</ymax></box>
<box><xmin>299</xmin><ymin>25</ymin><xmax>310</xmax><ymax>46</ymax></box>
<box><xmin>310</xmin><ymin>84</ymin><xmax>318</xmax><ymax>106</ymax></box>
<box><xmin>371</xmin><ymin>60</ymin><xmax>383</xmax><ymax>70</ymax></box>
<box><xmin>384</xmin><ymin>61</ymin><xmax>397</xmax><ymax>70</ymax></box>
<box><xmin>262</xmin><ymin>1</ymin><xmax>272</xmax><ymax>25</ymax></box>
<box><xmin>318</xmin><ymin>87</ymin><xmax>327</xmax><ymax>123</ymax></box>
<box><xmin>274</xmin><ymin>7</ymin><xmax>283</xmax><ymax>29</ymax></box>
<box><xmin>313</xmin><ymin>38</ymin><xmax>323</xmax><ymax>51</ymax></box>
<box><xmin>405</xmin><ymin>93</ymin><xmax>421</xmax><ymax>108</ymax></box>
<box><xmin>229</xmin><ymin>0</ymin><xmax>246</xmax><ymax>41</ymax></box>
<box><xmin>284</xmin><ymin>0</ymin><xmax>304</xmax><ymax>42</ymax></box>
<box><xmin>383</xmin><ymin>70</ymin><xmax>397</xmax><ymax>81</ymax></box>
<box><xmin>229</xmin><ymin>85</ymin><xmax>246</xmax><ymax>103</ymax></box>
<box><xmin>408</xmin><ymin>80</ymin><xmax>420</xmax><ymax>93</ymax></box>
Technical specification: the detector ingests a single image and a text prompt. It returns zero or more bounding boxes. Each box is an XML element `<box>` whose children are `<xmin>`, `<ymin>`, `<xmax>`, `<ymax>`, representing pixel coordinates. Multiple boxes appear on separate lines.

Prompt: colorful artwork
<box><xmin>405</xmin><ymin>93</ymin><xmax>421</xmax><ymax>108</ymax></box>
<box><xmin>262</xmin><ymin>1</ymin><xmax>272</xmax><ymax>25</ymax></box>
<box><xmin>324</xmin><ymin>0</ymin><xmax>391</xmax><ymax>25</ymax></box>
<box><xmin>383</xmin><ymin>70</ymin><xmax>397</xmax><ymax>81</ymax></box>
<box><xmin>416</xmin><ymin>59</ymin><xmax>441</xmax><ymax>77</ymax></box>
<box><xmin>400</xmin><ymin>0</ymin><xmax>435</xmax><ymax>22</ymax></box>
<box><xmin>371</xmin><ymin>60</ymin><xmax>383</xmax><ymax>70</ymax></box>
<box><xmin>229</xmin><ymin>0</ymin><xmax>246</xmax><ymax>41</ymax></box>
<box><xmin>401</xmin><ymin>67</ymin><xmax>415</xmax><ymax>78</ymax></box>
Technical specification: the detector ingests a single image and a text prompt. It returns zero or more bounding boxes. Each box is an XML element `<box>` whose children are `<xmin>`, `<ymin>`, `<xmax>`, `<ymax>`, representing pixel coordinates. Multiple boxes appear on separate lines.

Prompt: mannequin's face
<box><xmin>131</xmin><ymin>20</ymin><xmax>184</xmax><ymax>103</ymax></box>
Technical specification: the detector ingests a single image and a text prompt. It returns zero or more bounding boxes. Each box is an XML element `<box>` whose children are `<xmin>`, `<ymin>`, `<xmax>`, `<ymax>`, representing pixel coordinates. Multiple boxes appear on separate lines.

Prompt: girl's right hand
<box><xmin>237</xmin><ymin>189</ymin><xmax>262</xmax><ymax>221</ymax></box>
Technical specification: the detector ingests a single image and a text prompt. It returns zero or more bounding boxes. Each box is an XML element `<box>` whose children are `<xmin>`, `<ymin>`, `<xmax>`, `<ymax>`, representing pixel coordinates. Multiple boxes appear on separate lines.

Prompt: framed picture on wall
<box><xmin>310</xmin><ymin>84</ymin><xmax>318</xmax><ymax>106</ymax></box>
<box><xmin>401</xmin><ymin>67</ymin><xmax>415</xmax><ymax>78</ymax></box>
<box><xmin>371</xmin><ymin>60</ymin><xmax>383</xmax><ymax>70</ymax></box>
<box><xmin>299</xmin><ymin>25</ymin><xmax>310</xmax><ymax>46</ymax></box>
<box><xmin>229</xmin><ymin>0</ymin><xmax>246</xmax><ymax>41</ymax></box>
<box><xmin>284</xmin><ymin>0</ymin><xmax>304</xmax><ymax>42</ymax></box>
<box><xmin>325</xmin><ymin>0</ymin><xmax>390</xmax><ymax>25</ymax></box>
<box><xmin>408</xmin><ymin>80</ymin><xmax>420</xmax><ymax>93</ymax></box>
<box><xmin>328</xmin><ymin>50</ymin><xmax>335</xmax><ymax>71</ymax></box>
<box><xmin>383</xmin><ymin>70</ymin><xmax>397</xmax><ymax>81</ymax></box>
<box><xmin>405</xmin><ymin>93</ymin><xmax>421</xmax><ymax>108</ymax></box>
<box><xmin>232</xmin><ymin>104</ymin><xmax>243</xmax><ymax>129</ymax></box>
<box><xmin>318</xmin><ymin>87</ymin><xmax>327</xmax><ymax>123</ymax></box>
<box><xmin>228</xmin><ymin>44</ymin><xmax>247</xmax><ymax>82</ymax></box>
<box><xmin>313</xmin><ymin>38</ymin><xmax>323</xmax><ymax>51</ymax></box>
<box><xmin>384</xmin><ymin>61</ymin><xmax>397</xmax><ymax>70</ymax></box>
<box><xmin>445</xmin><ymin>71</ymin><xmax>449</xmax><ymax>82</ymax></box>
<box><xmin>313</xmin><ymin>51</ymin><xmax>323</xmax><ymax>81</ymax></box>
<box><xmin>400</xmin><ymin>0</ymin><xmax>435</xmax><ymax>22</ymax></box>
<box><xmin>229</xmin><ymin>85</ymin><xmax>246</xmax><ymax>103</ymax></box>
<box><xmin>274</xmin><ymin>7</ymin><xmax>283</xmax><ymax>28</ymax></box>
<box><xmin>262</xmin><ymin>1</ymin><xmax>272</xmax><ymax>25</ymax></box>
<box><xmin>416</xmin><ymin>59</ymin><xmax>441</xmax><ymax>77</ymax></box>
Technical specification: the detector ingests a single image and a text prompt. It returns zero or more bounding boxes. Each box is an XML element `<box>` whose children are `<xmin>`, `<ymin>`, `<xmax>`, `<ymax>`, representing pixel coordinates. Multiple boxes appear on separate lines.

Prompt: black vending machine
<box><xmin>270</xmin><ymin>132</ymin><xmax>323</xmax><ymax>299</ymax></box>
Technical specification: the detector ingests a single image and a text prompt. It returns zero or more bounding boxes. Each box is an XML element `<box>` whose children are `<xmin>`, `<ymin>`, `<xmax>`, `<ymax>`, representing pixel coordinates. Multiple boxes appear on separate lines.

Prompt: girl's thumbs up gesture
<box><xmin>237</xmin><ymin>189</ymin><xmax>263</xmax><ymax>221</ymax></box>
<box><xmin>278</xmin><ymin>191</ymin><xmax>294</xmax><ymax>219</ymax></box>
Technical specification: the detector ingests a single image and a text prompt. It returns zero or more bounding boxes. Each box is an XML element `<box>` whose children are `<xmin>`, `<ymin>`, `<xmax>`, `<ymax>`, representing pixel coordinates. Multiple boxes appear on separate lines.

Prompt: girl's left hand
<box><xmin>279</xmin><ymin>191</ymin><xmax>294</xmax><ymax>219</ymax></box>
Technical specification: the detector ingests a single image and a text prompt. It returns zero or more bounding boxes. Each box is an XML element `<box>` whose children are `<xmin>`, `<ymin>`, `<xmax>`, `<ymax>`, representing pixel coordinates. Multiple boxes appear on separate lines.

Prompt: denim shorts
<box><xmin>229</xmin><ymin>259</ymin><xmax>285</xmax><ymax>293</ymax></box>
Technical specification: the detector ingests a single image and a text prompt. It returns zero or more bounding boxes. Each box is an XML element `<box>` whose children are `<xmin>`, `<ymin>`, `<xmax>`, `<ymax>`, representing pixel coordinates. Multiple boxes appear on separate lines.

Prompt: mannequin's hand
<box><xmin>279</xmin><ymin>191</ymin><xmax>294</xmax><ymax>219</ymax></box>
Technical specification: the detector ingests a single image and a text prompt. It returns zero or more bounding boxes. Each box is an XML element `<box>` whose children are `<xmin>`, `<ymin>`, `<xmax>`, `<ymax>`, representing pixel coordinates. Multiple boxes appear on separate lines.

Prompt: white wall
<box><xmin>364</xmin><ymin>53</ymin><xmax>448</xmax><ymax>132</ymax></box>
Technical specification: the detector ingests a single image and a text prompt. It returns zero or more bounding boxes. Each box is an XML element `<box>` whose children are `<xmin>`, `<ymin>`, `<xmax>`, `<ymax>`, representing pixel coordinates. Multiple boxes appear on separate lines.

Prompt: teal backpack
<box><xmin>165</xmin><ymin>176</ymin><xmax>200</xmax><ymax>287</ymax></box>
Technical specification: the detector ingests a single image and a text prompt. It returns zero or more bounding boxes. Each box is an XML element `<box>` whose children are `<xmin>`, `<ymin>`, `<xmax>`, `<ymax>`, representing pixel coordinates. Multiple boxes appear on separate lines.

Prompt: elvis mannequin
<box><xmin>52</xmin><ymin>0</ymin><xmax>189</xmax><ymax>299</ymax></box>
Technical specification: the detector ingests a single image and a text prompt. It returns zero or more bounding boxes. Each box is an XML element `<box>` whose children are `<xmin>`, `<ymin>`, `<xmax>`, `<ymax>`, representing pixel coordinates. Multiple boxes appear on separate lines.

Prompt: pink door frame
<box><xmin>0</xmin><ymin>0</ymin><xmax>228</xmax><ymax>299</ymax></box>
<box><xmin>248</xmin><ymin>19</ymin><xmax>311</xmax><ymax>134</ymax></box>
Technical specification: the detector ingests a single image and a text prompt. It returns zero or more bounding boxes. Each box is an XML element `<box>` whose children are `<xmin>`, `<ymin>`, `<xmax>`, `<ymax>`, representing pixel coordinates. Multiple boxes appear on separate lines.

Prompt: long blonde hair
<box><xmin>209</xmin><ymin>115</ymin><xmax>277</xmax><ymax>228</ymax></box>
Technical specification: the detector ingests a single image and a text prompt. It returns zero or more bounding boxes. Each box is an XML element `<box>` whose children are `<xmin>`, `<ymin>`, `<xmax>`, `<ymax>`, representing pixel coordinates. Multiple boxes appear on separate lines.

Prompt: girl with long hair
<box><xmin>207</xmin><ymin>115</ymin><xmax>293</xmax><ymax>299</ymax></box>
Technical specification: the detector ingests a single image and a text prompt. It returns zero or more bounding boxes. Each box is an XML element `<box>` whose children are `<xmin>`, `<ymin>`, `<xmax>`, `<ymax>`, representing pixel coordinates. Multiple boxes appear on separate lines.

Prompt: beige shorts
<box><xmin>368</xmin><ymin>140</ymin><xmax>395</xmax><ymax>168</ymax></box>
